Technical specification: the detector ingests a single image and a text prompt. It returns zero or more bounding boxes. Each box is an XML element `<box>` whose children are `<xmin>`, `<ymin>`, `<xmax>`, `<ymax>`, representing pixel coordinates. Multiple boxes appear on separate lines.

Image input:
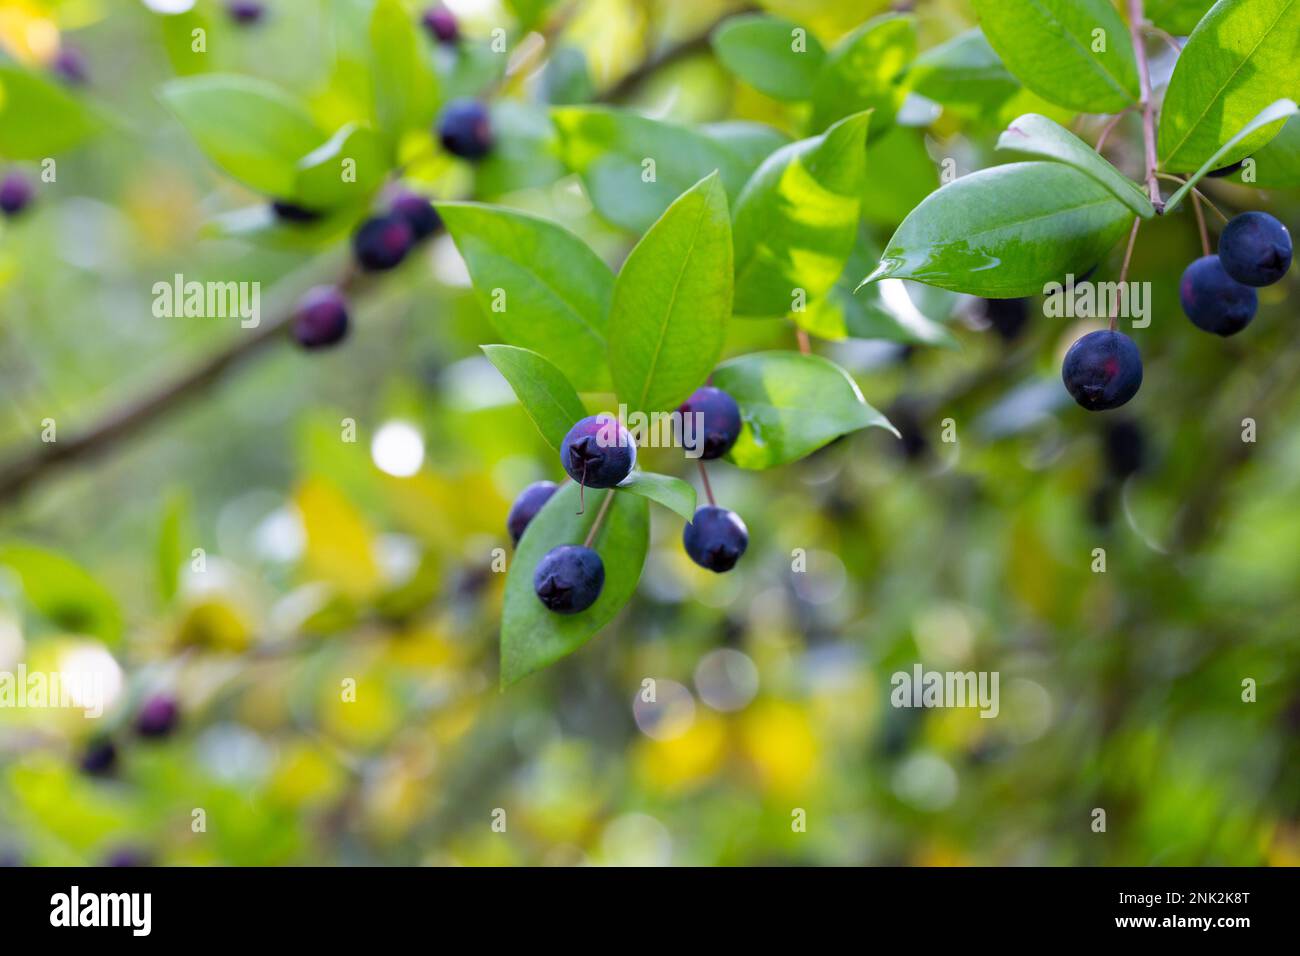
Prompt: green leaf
<box><xmin>551</xmin><ymin>106</ymin><xmax>754</xmax><ymax>232</ymax></box>
<box><xmin>700</xmin><ymin>121</ymin><xmax>792</xmax><ymax>171</ymax></box>
<box><xmin>0</xmin><ymin>66</ymin><xmax>102</xmax><ymax>158</ymax></box>
<box><xmin>1147</xmin><ymin>0</ymin><xmax>1219</xmax><ymax>35</ymax></box>
<box><xmin>0</xmin><ymin>543</ymin><xmax>123</xmax><ymax>645</ymax></box>
<box><xmin>1165</xmin><ymin>99</ymin><xmax>1299</xmax><ymax>211</ymax></box>
<box><xmin>907</xmin><ymin>28</ymin><xmax>1021</xmax><ymax>122</ymax></box>
<box><xmin>859</xmin><ymin>125</ymin><xmax>936</xmax><ymax>226</ymax></box>
<box><xmin>293</xmin><ymin>123</ymin><xmax>390</xmax><ymax>208</ymax></box>
<box><xmin>481</xmin><ymin>345</ymin><xmax>587</xmax><ymax>451</ymax></box>
<box><xmin>801</xmin><ymin>235</ymin><xmax>959</xmax><ymax>348</ymax></box>
<box><xmin>438</xmin><ymin>202</ymin><xmax>614</xmax><ymax>391</ymax></box>
<box><xmin>1232</xmin><ymin>114</ymin><xmax>1300</xmax><ymax>186</ymax></box>
<box><xmin>616</xmin><ymin>471</ymin><xmax>697</xmax><ymax>521</ymax></box>
<box><xmin>1158</xmin><ymin>0</ymin><xmax>1300</xmax><ymax>172</ymax></box>
<box><xmin>711</xmin><ymin>351</ymin><xmax>898</xmax><ymax>470</ymax></box>
<box><xmin>159</xmin><ymin>74</ymin><xmax>326</xmax><ymax>196</ymax></box>
<box><xmin>501</xmin><ymin>486</ymin><xmax>648</xmax><ymax>685</ymax></box>
<box><xmin>157</xmin><ymin>492</ymin><xmax>190</xmax><ymax>605</ymax></box>
<box><xmin>997</xmin><ymin>113</ymin><xmax>1155</xmax><ymax>218</ymax></box>
<box><xmin>862</xmin><ymin>162</ymin><xmax>1135</xmax><ymax>297</ymax></box>
<box><xmin>732</xmin><ymin>111</ymin><xmax>871</xmax><ymax>317</ymax></box>
<box><xmin>811</xmin><ymin>14</ymin><xmax>915</xmax><ymax>133</ymax></box>
<box><xmin>971</xmin><ymin>0</ymin><xmax>1139</xmax><ymax>113</ymax></box>
<box><xmin>369</xmin><ymin>0</ymin><xmax>439</xmax><ymax>142</ymax></box>
<box><xmin>712</xmin><ymin>13</ymin><xmax>826</xmax><ymax>102</ymax></box>
<box><xmin>475</xmin><ymin>101</ymin><xmax>568</xmax><ymax>197</ymax></box>
<box><xmin>608</xmin><ymin>172</ymin><xmax>733</xmax><ymax>414</ymax></box>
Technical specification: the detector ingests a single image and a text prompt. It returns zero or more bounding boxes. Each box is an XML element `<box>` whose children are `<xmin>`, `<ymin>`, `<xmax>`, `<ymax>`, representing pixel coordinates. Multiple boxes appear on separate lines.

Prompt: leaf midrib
<box><xmin>1162</xmin><ymin>0</ymin><xmax>1297</xmax><ymax>168</ymax></box>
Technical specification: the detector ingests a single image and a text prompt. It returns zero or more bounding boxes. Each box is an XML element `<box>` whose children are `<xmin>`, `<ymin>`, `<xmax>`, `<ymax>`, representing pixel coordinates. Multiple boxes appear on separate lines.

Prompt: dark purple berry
<box><xmin>270</xmin><ymin>200</ymin><xmax>322</xmax><ymax>225</ymax></box>
<box><xmin>683</xmin><ymin>506</ymin><xmax>748</xmax><ymax>573</ymax></box>
<box><xmin>421</xmin><ymin>6</ymin><xmax>459</xmax><ymax>43</ymax></box>
<box><xmin>533</xmin><ymin>545</ymin><xmax>604</xmax><ymax>614</ymax></box>
<box><xmin>104</xmin><ymin>847</ymin><xmax>153</xmax><ymax>867</ymax></box>
<box><xmin>390</xmin><ymin>190</ymin><xmax>441</xmax><ymax>241</ymax></box>
<box><xmin>1062</xmin><ymin>329</ymin><xmax>1143</xmax><ymax>412</ymax></box>
<box><xmin>79</xmin><ymin>739</ymin><xmax>118</xmax><ymax>777</ymax></box>
<box><xmin>0</xmin><ymin>173</ymin><xmax>33</xmax><ymax>217</ymax></box>
<box><xmin>227</xmin><ymin>0</ymin><xmax>265</xmax><ymax>24</ymax></box>
<box><xmin>1218</xmin><ymin>211</ymin><xmax>1292</xmax><ymax>287</ymax></box>
<box><xmin>677</xmin><ymin>386</ymin><xmax>742</xmax><ymax>460</ymax></box>
<box><xmin>979</xmin><ymin>297</ymin><xmax>1031</xmax><ymax>342</ymax></box>
<box><xmin>507</xmin><ymin>480</ymin><xmax>558</xmax><ymax>545</ymax></box>
<box><xmin>135</xmin><ymin>694</ymin><xmax>180</xmax><ymax>739</ymax></box>
<box><xmin>560</xmin><ymin>415</ymin><xmax>636</xmax><ymax>488</ymax></box>
<box><xmin>1180</xmin><ymin>254</ymin><xmax>1257</xmax><ymax>336</ymax></box>
<box><xmin>437</xmin><ymin>99</ymin><xmax>493</xmax><ymax>160</ymax></box>
<box><xmin>292</xmin><ymin>286</ymin><xmax>350</xmax><ymax>349</ymax></box>
<box><xmin>51</xmin><ymin>47</ymin><xmax>88</xmax><ymax>84</ymax></box>
<box><xmin>351</xmin><ymin>214</ymin><xmax>414</xmax><ymax>271</ymax></box>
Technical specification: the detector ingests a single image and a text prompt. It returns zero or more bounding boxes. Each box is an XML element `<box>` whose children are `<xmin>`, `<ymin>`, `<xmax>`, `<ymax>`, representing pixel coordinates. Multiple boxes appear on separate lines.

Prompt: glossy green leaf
<box><xmin>159</xmin><ymin>74</ymin><xmax>326</xmax><ymax>196</ymax></box>
<box><xmin>1166</xmin><ymin>99</ymin><xmax>1299</xmax><ymax>211</ymax></box>
<box><xmin>608</xmin><ymin>173</ymin><xmax>733</xmax><ymax>414</ymax></box>
<box><xmin>801</xmin><ymin>236</ymin><xmax>958</xmax><ymax>348</ymax></box>
<box><xmin>551</xmin><ymin>106</ymin><xmax>754</xmax><ymax>232</ymax></box>
<box><xmin>711</xmin><ymin>351</ymin><xmax>897</xmax><ymax>470</ymax></box>
<box><xmin>732</xmin><ymin>111</ymin><xmax>871</xmax><ymax>317</ymax></box>
<box><xmin>1232</xmin><ymin>114</ymin><xmax>1300</xmax><ymax>187</ymax></box>
<box><xmin>369</xmin><ymin>0</ymin><xmax>438</xmax><ymax>142</ymax></box>
<box><xmin>997</xmin><ymin>113</ymin><xmax>1155</xmax><ymax>218</ymax></box>
<box><xmin>811</xmin><ymin>14</ymin><xmax>914</xmax><ymax>132</ymax></box>
<box><xmin>0</xmin><ymin>543</ymin><xmax>123</xmax><ymax>645</ymax></box>
<box><xmin>712</xmin><ymin>13</ymin><xmax>826</xmax><ymax>102</ymax></box>
<box><xmin>0</xmin><ymin>66</ymin><xmax>103</xmax><ymax>158</ymax></box>
<box><xmin>972</xmin><ymin>0</ymin><xmax>1139</xmax><ymax>113</ymax></box>
<box><xmin>862</xmin><ymin>162</ymin><xmax>1135</xmax><ymax>297</ymax></box>
<box><xmin>1147</xmin><ymin>0</ymin><xmax>1217</xmax><ymax>34</ymax></box>
<box><xmin>438</xmin><ymin>202</ymin><xmax>614</xmax><ymax>391</ymax></box>
<box><xmin>616</xmin><ymin>471</ymin><xmax>697</xmax><ymax>522</ymax></box>
<box><xmin>481</xmin><ymin>345</ymin><xmax>587</xmax><ymax>452</ymax></box>
<box><xmin>1158</xmin><ymin>0</ymin><xmax>1300</xmax><ymax>172</ymax></box>
<box><xmin>501</xmin><ymin>486</ymin><xmax>648</xmax><ymax>685</ymax></box>
<box><xmin>907</xmin><ymin>28</ymin><xmax>1020</xmax><ymax>121</ymax></box>
<box><xmin>293</xmin><ymin>122</ymin><xmax>390</xmax><ymax>208</ymax></box>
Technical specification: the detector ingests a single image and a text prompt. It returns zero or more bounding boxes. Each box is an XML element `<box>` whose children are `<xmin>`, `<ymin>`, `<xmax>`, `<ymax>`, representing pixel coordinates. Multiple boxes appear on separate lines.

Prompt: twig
<box><xmin>1112</xmin><ymin>217</ymin><xmax>1142</xmax><ymax>331</ymax></box>
<box><xmin>582</xmin><ymin>489</ymin><xmax>617</xmax><ymax>548</ymax></box>
<box><xmin>1191</xmin><ymin>190</ymin><xmax>1211</xmax><ymax>257</ymax></box>
<box><xmin>1157</xmin><ymin>173</ymin><xmax>1229</xmax><ymax>222</ymax></box>
<box><xmin>795</xmin><ymin>327</ymin><xmax>811</xmax><ymax>355</ymax></box>
<box><xmin>1127</xmin><ymin>0</ymin><xmax>1164</xmax><ymax>213</ymax></box>
<box><xmin>1144</xmin><ymin>24</ymin><xmax>1183</xmax><ymax>56</ymax></box>
<box><xmin>1094</xmin><ymin>108</ymin><xmax>1133</xmax><ymax>154</ymax></box>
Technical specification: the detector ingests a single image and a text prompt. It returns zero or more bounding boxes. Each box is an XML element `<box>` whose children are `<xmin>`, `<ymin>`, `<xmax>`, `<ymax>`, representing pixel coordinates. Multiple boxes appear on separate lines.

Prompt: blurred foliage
<box><xmin>0</xmin><ymin>0</ymin><xmax>1298</xmax><ymax>867</ymax></box>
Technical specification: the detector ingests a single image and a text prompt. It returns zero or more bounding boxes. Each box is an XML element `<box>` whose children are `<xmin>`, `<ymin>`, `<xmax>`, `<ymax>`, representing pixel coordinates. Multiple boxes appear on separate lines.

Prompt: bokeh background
<box><xmin>1</xmin><ymin>0</ymin><xmax>1298</xmax><ymax>866</ymax></box>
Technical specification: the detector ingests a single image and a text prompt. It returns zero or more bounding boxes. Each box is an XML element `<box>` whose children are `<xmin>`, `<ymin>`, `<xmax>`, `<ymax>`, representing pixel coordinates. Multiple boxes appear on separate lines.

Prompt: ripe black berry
<box><xmin>292</xmin><ymin>286</ymin><xmax>350</xmax><ymax>349</ymax></box>
<box><xmin>438</xmin><ymin>99</ymin><xmax>493</xmax><ymax>160</ymax></box>
<box><xmin>51</xmin><ymin>47</ymin><xmax>88</xmax><ymax>85</ymax></box>
<box><xmin>1062</xmin><ymin>329</ymin><xmax>1143</xmax><ymax>411</ymax></box>
<box><xmin>560</xmin><ymin>415</ymin><xmax>636</xmax><ymax>488</ymax></box>
<box><xmin>507</xmin><ymin>480</ymin><xmax>558</xmax><ymax>545</ymax></box>
<box><xmin>226</xmin><ymin>0</ymin><xmax>265</xmax><ymax>24</ymax></box>
<box><xmin>683</xmin><ymin>506</ymin><xmax>749</xmax><ymax>573</ymax></box>
<box><xmin>135</xmin><ymin>694</ymin><xmax>180</xmax><ymax>739</ymax></box>
<box><xmin>422</xmin><ymin>6</ymin><xmax>459</xmax><ymax>43</ymax></box>
<box><xmin>533</xmin><ymin>545</ymin><xmax>604</xmax><ymax>613</ymax></box>
<box><xmin>389</xmin><ymin>189</ymin><xmax>441</xmax><ymax>241</ymax></box>
<box><xmin>1219</xmin><ymin>211</ymin><xmax>1292</xmax><ymax>287</ymax></box>
<box><xmin>351</xmin><ymin>214</ymin><xmax>414</xmax><ymax>271</ymax></box>
<box><xmin>0</xmin><ymin>173</ymin><xmax>33</xmax><ymax>217</ymax></box>
<box><xmin>79</xmin><ymin>738</ymin><xmax>118</xmax><ymax>777</ymax></box>
<box><xmin>1180</xmin><ymin>255</ymin><xmax>1257</xmax><ymax>336</ymax></box>
<box><xmin>677</xmin><ymin>386</ymin><xmax>742</xmax><ymax>460</ymax></box>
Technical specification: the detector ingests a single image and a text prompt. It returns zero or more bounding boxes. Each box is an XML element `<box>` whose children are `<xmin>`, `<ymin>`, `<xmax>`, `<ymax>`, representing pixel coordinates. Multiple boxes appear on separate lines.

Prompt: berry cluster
<box><xmin>509</xmin><ymin>387</ymin><xmax>748</xmax><ymax>615</ymax></box>
<box><xmin>1063</xmin><ymin>211</ymin><xmax>1292</xmax><ymax>412</ymax></box>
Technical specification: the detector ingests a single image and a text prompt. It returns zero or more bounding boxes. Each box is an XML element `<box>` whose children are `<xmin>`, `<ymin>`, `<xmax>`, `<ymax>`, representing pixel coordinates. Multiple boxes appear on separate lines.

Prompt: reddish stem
<box><xmin>697</xmin><ymin>460</ymin><xmax>716</xmax><ymax>507</ymax></box>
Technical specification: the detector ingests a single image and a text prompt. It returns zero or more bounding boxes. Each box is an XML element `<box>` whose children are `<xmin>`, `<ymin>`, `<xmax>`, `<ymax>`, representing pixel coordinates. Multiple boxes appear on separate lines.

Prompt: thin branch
<box><xmin>1127</xmin><ymin>0</ymin><xmax>1165</xmax><ymax>213</ymax></box>
<box><xmin>795</xmin><ymin>327</ymin><xmax>811</xmax><ymax>355</ymax></box>
<box><xmin>1111</xmin><ymin>217</ymin><xmax>1142</xmax><ymax>331</ymax></box>
<box><xmin>1094</xmin><ymin>108</ymin><xmax>1132</xmax><ymax>155</ymax></box>
<box><xmin>1191</xmin><ymin>190</ymin><xmax>1211</xmax><ymax>257</ymax></box>
<box><xmin>1157</xmin><ymin>173</ymin><xmax>1230</xmax><ymax>222</ymax></box>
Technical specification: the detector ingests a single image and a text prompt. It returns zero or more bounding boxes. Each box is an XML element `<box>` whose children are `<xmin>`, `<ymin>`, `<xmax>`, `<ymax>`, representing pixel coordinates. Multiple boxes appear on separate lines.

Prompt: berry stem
<box><xmin>1094</xmin><ymin>108</ymin><xmax>1133</xmax><ymax>155</ymax></box>
<box><xmin>697</xmin><ymin>459</ymin><xmax>716</xmax><ymax>507</ymax></box>
<box><xmin>1191</xmin><ymin>190</ymin><xmax>1211</xmax><ymax>257</ymax></box>
<box><xmin>582</xmin><ymin>489</ymin><xmax>617</xmax><ymax>548</ymax></box>
<box><xmin>795</xmin><ymin>327</ymin><xmax>811</xmax><ymax>355</ymax></box>
<box><xmin>1112</xmin><ymin>217</ymin><xmax>1142</xmax><ymax>331</ymax></box>
<box><xmin>1127</xmin><ymin>0</ymin><xmax>1165</xmax><ymax>214</ymax></box>
<box><xmin>1156</xmin><ymin>173</ymin><xmax>1230</xmax><ymax>223</ymax></box>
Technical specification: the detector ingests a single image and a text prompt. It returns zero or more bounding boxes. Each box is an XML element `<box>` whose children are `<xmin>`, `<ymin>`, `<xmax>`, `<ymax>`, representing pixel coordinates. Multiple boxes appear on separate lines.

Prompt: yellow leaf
<box><xmin>295</xmin><ymin>477</ymin><xmax>379</xmax><ymax>599</ymax></box>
